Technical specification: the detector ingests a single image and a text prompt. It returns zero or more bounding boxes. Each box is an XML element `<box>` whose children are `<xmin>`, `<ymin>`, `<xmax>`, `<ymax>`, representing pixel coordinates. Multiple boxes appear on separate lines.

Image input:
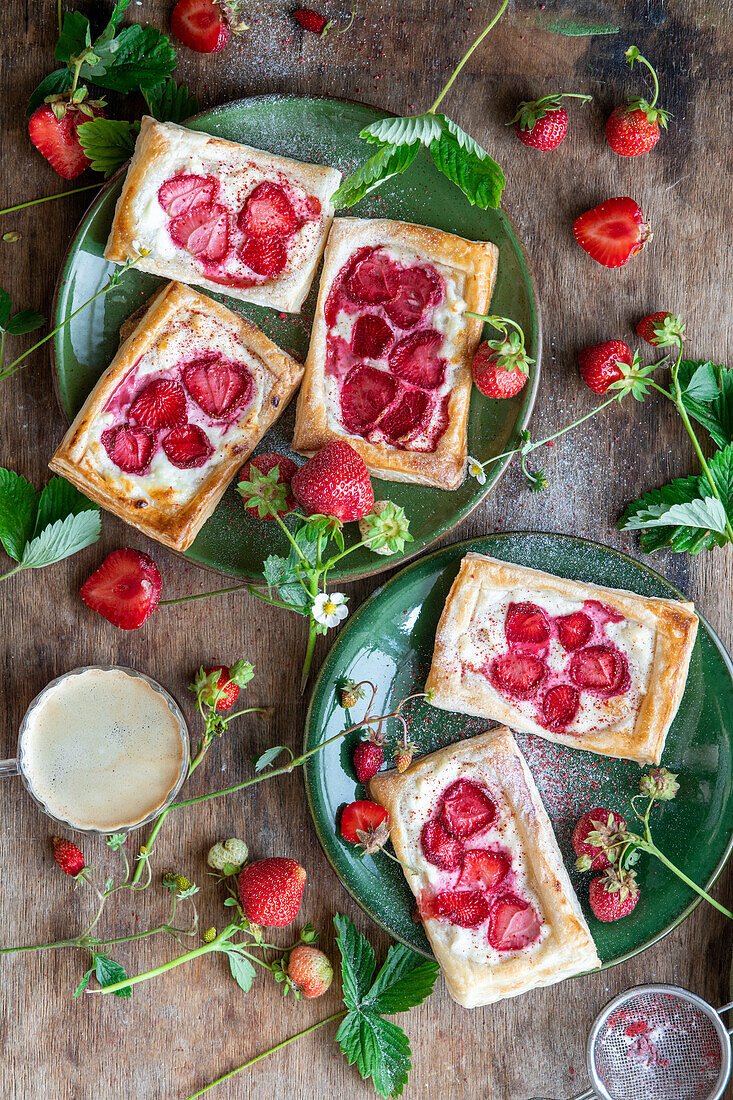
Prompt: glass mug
<box><xmin>0</xmin><ymin>665</ymin><xmax>190</xmax><ymax>835</ymax></box>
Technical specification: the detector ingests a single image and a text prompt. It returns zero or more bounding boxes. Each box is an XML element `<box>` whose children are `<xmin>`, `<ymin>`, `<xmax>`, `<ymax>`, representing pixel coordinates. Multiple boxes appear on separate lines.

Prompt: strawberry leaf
<box><xmin>0</xmin><ymin>289</ymin><xmax>11</xmax><ymax>329</ymax></box>
<box><xmin>254</xmin><ymin>745</ymin><xmax>293</xmax><ymax>772</ymax></box>
<box><xmin>77</xmin><ymin>119</ymin><xmax>139</xmax><ymax>177</ymax></box>
<box><xmin>619</xmin><ymin>471</ymin><xmax>730</xmax><ymax>553</ymax></box>
<box><xmin>360</xmin><ymin>113</ymin><xmax>444</xmax><ymax>147</ymax></box>
<box><xmin>143</xmin><ymin>79</ymin><xmax>200</xmax><ymax>124</ymax></box>
<box><xmin>429</xmin><ymin>126</ymin><xmax>505</xmax><ymax>209</ymax></box>
<box><xmin>88</xmin><ymin>24</ymin><xmax>177</xmax><ymax>92</ymax></box>
<box><xmin>621</xmin><ymin>496</ymin><xmax>729</xmax><ymax>535</ymax></box>
<box><xmin>73</xmin><ymin>966</ymin><xmax>95</xmax><ymax>998</ymax></box>
<box><xmin>681</xmin><ymin>361</ymin><xmax>721</xmax><ymax>402</ymax></box>
<box><xmin>363</xmin><ymin>942</ymin><xmax>439</xmax><ymax>1014</ymax></box>
<box><xmin>333</xmin><ymin>913</ymin><xmax>376</xmax><ymax>1009</ymax></box>
<box><xmin>20</xmin><ymin>510</ymin><xmax>101</xmax><ymax>569</ymax></box>
<box><xmin>93</xmin><ymin>954</ymin><xmax>131</xmax><ymax>997</ymax></box>
<box><xmin>34</xmin><ymin>476</ymin><xmax>98</xmax><ymax>536</ymax></box>
<box><xmin>26</xmin><ymin>69</ymin><xmax>74</xmax><ymax>116</ymax></box>
<box><xmin>678</xmin><ymin>361</ymin><xmax>733</xmax><ymax>448</ymax></box>
<box><xmin>227</xmin><ymin>950</ymin><xmax>256</xmax><ymax>993</ymax></box>
<box><xmin>262</xmin><ymin>554</ymin><xmax>310</xmax><ymax>612</ymax></box>
<box><xmin>54</xmin><ymin>11</ymin><xmax>93</xmax><ymax>64</ymax></box>
<box><xmin>335</xmin><ymin>1010</ymin><xmax>412</xmax><ymax>1099</ymax></box>
<box><xmin>0</xmin><ymin>469</ymin><xmax>39</xmax><ymax>561</ymax></box>
<box><xmin>4</xmin><ymin>310</ymin><xmax>45</xmax><ymax>336</ymax></box>
<box><xmin>331</xmin><ymin>142</ymin><xmax>420</xmax><ymax>209</ymax></box>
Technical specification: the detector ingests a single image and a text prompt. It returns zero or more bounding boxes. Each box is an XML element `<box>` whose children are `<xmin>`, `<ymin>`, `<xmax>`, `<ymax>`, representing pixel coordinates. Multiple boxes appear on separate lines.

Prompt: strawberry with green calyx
<box><xmin>292</xmin><ymin>7</ymin><xmax>356</xmax><ymax>37</ymax></box>
<box><xmin>285</xmin><ymin>944</ymin><xmax>334</xmax><ymax>999</ymax></box>
<box><xmin>589</xmin><ymin>865</ymin><xmax>639</xmax><ymax>922</ymax></box>
<box><xmin>509</xmin><ymin>92</ymin><xmax>591</xmax><ymax>150</ymax></box>
<box><xmin>573</xmin><ymin>809</ymin><xmax>627</xmax><ymax>872</ymax></box>
<box><xmin>606</xmin><ymin>46</ymin><xmax>671</xmax><ymax>157</ymax></box>
<box><xmin>52</xmin><ymin>836</ymin><xmax>88</xmax><ymax>880</ymax></box>
<box><xmin>353</xmin><ymin>729</ymin><xmax>385</xmax><ymax>783</ymax></box>
<box><xmin>340</xmin><ymin>800</ymin><xmax>391</xmax><ymax>854</ymax></box>
<box><xmin>207</xmin><ymin>838</ymin><xmax>249</xmax><ymax>874</ymax></box>
<box><xmin>394</xmin><ymin>726</ymin><xmax>417</xmax><ymax>773</ymax></box>
<box><xmin>29</xmin><ymin>86</ymin><xmax>106</xmax><ymax>180</ymax></box>
<box><xmin>636</xmin><ymin>312</ymin><xmax>686</xmax><ymax>348</ymax></box>
<box><xmin>469</xmin><ymin>313</ymin><xmax>534</xmax><ymax>399</ymax></box>
<box><xmin>639</xmin><ymin>767</ymin><xmax>679</xmax><ymax>800</ymax></box>
<box><xmin>358</xmin><ymin>500</ymin><xmax>413</xmax><ymax>556</ymax></box>
<box><xmin>340</xmin><ymin>678</ymin><xmax>371</xmax><ymax>709</ymax></box>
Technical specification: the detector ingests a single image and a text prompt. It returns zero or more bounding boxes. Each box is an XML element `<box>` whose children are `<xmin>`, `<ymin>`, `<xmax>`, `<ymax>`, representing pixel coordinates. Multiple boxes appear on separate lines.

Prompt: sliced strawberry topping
<box><xmin>162</xmin><ymin>424</ymin><xmax>213</xmax><ymax>468</ymax></box>
<box><xmin>556</xmin><ymin>610</ymin><xmax>593</xmax><ymax>651</ymax></box>
<box><xmin>488</xmin><ymin>896</ymin><xmax>542</xmax><ymax>951</ymax></box>
<box><xmin>570</xmin><ymin>645</ymin><xmax>630</xmax><ymax>695</ymax></box>
<box><xmin>584</xmin><ymin>599</ymin><xmax>625</xmax><ymax>624</ymax></box>
<box><xmin>458</xmin><ymin>849</ymin><xmax>509</xmax><ymax>891</ymax></box>
<box><xmin>378</xmin><ymin>389</ymin><xmax>430</xmax><ymax>442</ymax></box>
<box><xmin>169</xmin><ymin>203</ymin><xmax>229</xmax><ymax>262</ymax></box>
<box><xmin>490</xmin><ymin>651</ymin><xmax>546</xmax><ymax>699</ymax></box>
<box><xmin>346</xmin><ymin>249</ymin><xmax>400</xmax><ymax>305</ymax></box>
<box><xmin>80</xmin><ymin>549</ymin><xmax>162</xmax><ymax>630</ymax></box>
<box><xmin>440</xmin><ymin>780</ymin><xmax>496</xmax><ymax>838</ymax></box>
<box><xmin>239</xmin><ymin>181</ymin><xmax>299</xmax><ymax>239</ymax></box>
<box><xmin>384</xmin><ymin>266</ymin><xmax>444</xmax><ymax>328</ymax></box>
<box><xmin>505</xmin><ymin>602</ymin><xmax>551</xmax><ymax>647</ymax></box>
<box><xmin>340</xmin><ymin>365</ymin><xmax>398</xmax><ymax>435</ymax></box>
<box><xmin>431</xmin><ymin>890</ymin><xmax>491</xmax><ymax>928</ymax></box>
<box><xmin>388</xmin><ymin>330</ymin><xmax>445</xmax><ymax>389</ymax></box>
<box><xmin>182</xmin><ymin>356</ymin><xmax>254</xmax><ymax>419</ymax></box>
<box><xmin>419</xmin><ymin>819</ymin><xmax>463</xmax><ymax>871</ymax></box>
<box><xmin>542</xmin><ymin>684</ymin><xmax>580</xmax><ymax>729</ymax></box>
<box><xmin>240</xmin><ymin>235</ymin><xmax>288</xmax><ymax>277</ymax></box>
<box><xmin>101</xmin><ymin>424</ymin><xmax>155</xmax><ymax>474</ymax></box>
<box><xmin>351</xmin><ymin>314</ymin><xmax>394</xmax><ymax>359</ymax></box>
<box><xmin>129</xmin><ymin>379</ymin><xmax>187</xmax><ymax>429</ymax></box>
<box><xmin>158</xmin><ymin>174</ymin><xmax>220</xmax><ymax>217</ymax></box>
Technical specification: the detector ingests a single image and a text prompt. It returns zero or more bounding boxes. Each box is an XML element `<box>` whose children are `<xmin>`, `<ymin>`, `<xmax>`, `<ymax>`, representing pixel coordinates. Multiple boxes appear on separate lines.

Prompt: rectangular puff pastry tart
<box><xmin>291</xmin><ymin>217</ymin><xmax>499</xmax><ymax>489</ymax></box>
<box><xmin>49</xmin><ymin>281</ymin><xmax>303</xmax><ymax>551</ymax></box>
<box><xmin>425</xmin><ymin>553</ymin><xmax>699</xmax><ymax>765</ymax></box>
<box><xmin>369</xmin><ymin>727</ymin><xmax>600</xmax><ymax>1008</ymax></box>
<box><xmin>104</xmin><ymin>117</ymin><xmax>342</xmax><ymax>313</ymax></box>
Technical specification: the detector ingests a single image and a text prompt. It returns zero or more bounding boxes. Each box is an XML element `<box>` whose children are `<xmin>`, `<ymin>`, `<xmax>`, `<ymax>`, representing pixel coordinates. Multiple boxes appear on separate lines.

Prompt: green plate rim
<box><xmin>49</xmin><ymin>92</ymin><xmax>542</xmax><ymax>583</ymax></box>
<box><xmin>302</xmin><ymin>531</ymin><xmax>733</xmax><ymax>965</ymax></box>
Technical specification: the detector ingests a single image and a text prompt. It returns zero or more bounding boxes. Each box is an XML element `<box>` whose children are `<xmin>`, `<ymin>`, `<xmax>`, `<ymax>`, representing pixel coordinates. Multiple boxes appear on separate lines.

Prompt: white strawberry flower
<box><xmin>312</xmin><ymin>591</ymin><xmax>349</xmax><ymax>629</ymax></box>
<box><xmin>468</xmin><ymin>456</ymin><xmax>487</xmax><ymax>485</ymax></box>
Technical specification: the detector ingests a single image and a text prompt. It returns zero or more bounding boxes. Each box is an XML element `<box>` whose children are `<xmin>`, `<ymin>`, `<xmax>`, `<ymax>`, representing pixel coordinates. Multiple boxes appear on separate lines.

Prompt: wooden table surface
<box><xmin>1</xmin><ymin>1</ymin><xmax>732</xmax><ymax>1098</ymax></box>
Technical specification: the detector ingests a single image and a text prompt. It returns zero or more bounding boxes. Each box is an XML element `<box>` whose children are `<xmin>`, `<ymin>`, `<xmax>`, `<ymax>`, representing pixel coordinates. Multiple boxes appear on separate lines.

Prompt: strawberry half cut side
<box><xmin>457</xmin><ymin>849</ymin><xmax>509</xmax><ymax>891</ymax></box>
<box><xmin>556</xmin><ymin>611</ymin><xmax>593</xmax><ymax>651</ymax></box>
<box><xmin>101</xmin><ymin>424</ymin><xmax>155</xmax><ymax>474</ymax></box>
<box><xmin>129</xmin><ymin>379</ymin><xmax>187</xmax><ymax>430</ymax></box>
<box><xmin>340</xmin><ymin>364</ymin><xmax>398</xmax><ymax>435</ymax></box>
<box><xmin>388</xmin><ymin>330</ymin><xmax>446</xmax><ymax>389</ymax></box>
<box><xmin>239</xmin><ymin>182</ymin><xmax>299</xmax><ymax>239</ymax></box>
<box><xmin>488</xmin><ymin>895</ymin><xmax>542</xmax><ymax>950</ymax></box>
<box><xmin>505</xmin><ymin>601</ymin><xmax>551</xmax><ymax>647</ymax></box>
<box><xmin>541</xmin><ymin>684</ymin><xmax>580</xmax><ymax>729</ymax></box>
<box><xmin>419</xmin><ymin>819</ymin><xmax>463</xmax><ymax>871</ymax></box>
<box><xmin>490</xmin><ymin>651</ymin><xmax>546</xmax><ymax>699</ymax></box>
<box><xmin>171</xmin><ymin>0</ymin><xmax>231</xmax><ymax>53</ymax></box>
<box><xmin>430</xmin><ymin>890</ymin><xmax>491</xmax><ymax>928</ymax></box>
<box><xmin>162</xmin><ymin>424</ymin><xmax>213</xmax><ymax>468</ymax></box>
<box><xmin>182</xmin><ymin>356</ymin><xmax>254</xmax><ymax>419</ymax></box>
<box><xmin>440</xmin><ymin>779</ymin><xmax>496</xmax><ymax>838</ymax></box>
<box><xmin>80</xmin><ymin>548</ymin><xmax>162</xmax><ymax>630</ymax></box>
<box><xmin>351</xmin><ymin>314</ymin><xmax>394</xmax><ymax>359</ymax></box>
<box><xmin>573</xmin><ymin>197</ymin><xmax>652</xmax><ymax>268</ymax></box>
<box><xmin>158</xmin><ymin>174</ymin><xmax>220</xmax><ymax>217</ymax></box>
<box><xmin>346</xmin><ymin>249</ymin><xmax>401</xmax><ymax>305</ymax></box>
<box><xmin>570</xmin><ymin>645</ymin><xmax>630</xmax><ymax>695</ymax></box>
<box><xmin>384</xmin><ymin>265</ymin><xmax>444</xmax><ymax>328</ymax></box>
<box><xmin>169</xmin><ymin>203</ymin><xmax>230</xmax><ymax>262</ymax></box>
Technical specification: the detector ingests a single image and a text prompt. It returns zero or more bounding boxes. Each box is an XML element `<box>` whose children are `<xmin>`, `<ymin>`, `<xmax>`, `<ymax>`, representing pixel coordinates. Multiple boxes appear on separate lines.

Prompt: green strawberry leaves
<box><xmin>76</xmin><ymin>119</ymin><xmax>139</xmax><ymax>177</ymax></box>
<box><xmin>333</xmin><ymin>914</ymin><xmax>439</xmax><ymax>1098</ymax></box>
<box><xmin>330</xmin><ymin>143</ymin><xmax>420</xmax><ymax>209</ymax></box>
<box><xmin>0</xmin><ymin>470</ymin><xmax>100</xmax><ymax>573</ymax></box>
<box><xmin>143</xmin><ymin>79</ymin><xmax>200</xmax><ymax>124</ymax></box>
<box><xmin>75</xmin><ymin>952</ymin><xmax>131</xmax><ymax>998</ymax></box>
<box><xmin>0</xmin><ymin>290</ymin><xmax>45</xmax><ymax>360</ymax></box>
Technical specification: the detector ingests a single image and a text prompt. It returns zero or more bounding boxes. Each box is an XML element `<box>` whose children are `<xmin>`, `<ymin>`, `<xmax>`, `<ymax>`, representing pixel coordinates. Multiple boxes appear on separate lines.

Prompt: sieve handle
<box><xmin>526</xmin><ymin>1090</ymin><xmax>595</xmax><ymax>1100</ymax></box>
<box><xmin>0</xmin><ymin>758</ymin><xmax>19</xmax><ymax>778</ymax></box>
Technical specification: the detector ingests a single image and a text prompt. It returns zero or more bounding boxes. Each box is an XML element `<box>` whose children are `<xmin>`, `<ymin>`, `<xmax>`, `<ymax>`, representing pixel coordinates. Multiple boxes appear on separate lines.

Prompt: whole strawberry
<box><xmin>340</xmin><ymin>679</ymin><xmax>366</xmax><ymax>709</ymax></box>
<box><xmin>52</xmin><ymin>836</ymin><xmax>86</xmax><ymax>877</ymax></box>
<box><xmin>286</xmin><ymin>944</ymin><xmax>334</xmax><ymax>998</ymax></box>
<box><xmin>606</xmin><ymin>47</ymin><xmax>670</xmax><ymax>157</ymax></box>
<box><xmin>292</xmin><ymin>7</ymin><xmax>328</xmax><ymax>33</ymax></box>
<box><xmin>636</xmin><ymin>312</ymin><xmax>685</xmax><ymax>348</ymax></box>
<box><xmin>394</xmin><ymin>744</ymin><xmax>415</xmax><ymax>773</ymax></box>
<box><xmin>589</xmin><ymin>866</ymin><xmax>639</xmax><ymax>922</ymax></box>
<box><xmin>578</xmin><ymin>340</ymin><xmax>632</xmax><ymax>395</ymax></box>
<box><xmin>353</xmin><ymin>740</ymin><xmax>384</xmax><ymax>784</ymax></box>
<box><xmin>573</xmin><ymin>808</ymin><xmax>628</xmax><ymax>871</ymax></box>
<box><xmin>291</xmin><ymin>441</ymin><xmax>374</xmax><ymax>521</ymax></box>
<box><xmin>238</xmin><ymin>857</ymin><xmax>307</xmax><ymax>926</ymax></box>
<box><xmin>29</xmin><ymin>89</ymin><xmax>105</xmax><ymax>180</ymax></box>
<box><xmin>472</xmin><ymin>318</ymin><xmax>533</xmax><ymax>399</ymax></box>
<box><xmin>202</xmin><ymin>666</ymin><xmax>239</xmax><ymax>711</ymax></box>
<box><xmin>509</xmin><ymin>92</ymin><xmax>591</xmax><ymax>151</ymax></box>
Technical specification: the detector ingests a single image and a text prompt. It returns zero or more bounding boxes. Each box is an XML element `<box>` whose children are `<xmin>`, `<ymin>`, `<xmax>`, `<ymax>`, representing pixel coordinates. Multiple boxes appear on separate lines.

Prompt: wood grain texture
<box><xmin>1</xmin><ymin>1</ymin><xmax>732</xmax><ymax>1098</ymax></box>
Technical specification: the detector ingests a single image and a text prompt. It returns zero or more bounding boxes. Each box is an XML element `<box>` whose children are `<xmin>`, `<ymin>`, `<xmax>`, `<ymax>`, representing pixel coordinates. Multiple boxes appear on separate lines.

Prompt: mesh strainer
<box><xmin>530</xmin><ymin>984</ymin><xmax>733</xmax><ymax>1100</ymax></box>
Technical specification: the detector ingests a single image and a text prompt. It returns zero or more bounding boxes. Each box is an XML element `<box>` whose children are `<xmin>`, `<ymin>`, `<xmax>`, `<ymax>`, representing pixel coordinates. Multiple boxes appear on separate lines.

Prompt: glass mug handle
<box><xmin>0</xmin><ymin>758</ymin><xmax>19</xmax><ymax>778</ymax></box>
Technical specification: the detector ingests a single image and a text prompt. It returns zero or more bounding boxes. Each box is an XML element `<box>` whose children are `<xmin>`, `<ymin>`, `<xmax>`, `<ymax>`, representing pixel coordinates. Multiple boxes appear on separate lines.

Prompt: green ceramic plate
<box><xmin>51</xmin><ymin>94</ymin><xmax>540</xmax><ymax>582</ymax></box>
<box><xmin>303</xmin><ymin>533</ymin><xmax>733</xmax><ymax>965</ymax></box>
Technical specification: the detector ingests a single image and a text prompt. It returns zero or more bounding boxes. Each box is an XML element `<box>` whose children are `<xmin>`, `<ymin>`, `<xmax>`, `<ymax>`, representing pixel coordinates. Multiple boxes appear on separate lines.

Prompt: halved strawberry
<box><xmin>573</xmin><ymin>197</ymin><xmax>652</xmax><ymax>268</ymax></box>
<box><xmin>29</xmin><ymin>99</ymin><xmax>105</xmax><ymax>181</ymax></box>
<box><xmin>158</xmin><ymin>174</ymin><xmax>220</xmax><ymax>217</ymax></box>
<box><xmin>171</xmin><ymin>0</ymin><xmax>231</xmax><ymax>52</ymax></box>
<box><xmin>101</xmin><ymin>424</ymin><xmax>155</xmax><ymax>474</ymax></box>
<box><xmin>169</xmin><ymin>203</ymin><xmax>229</xmax><ymax>262</ymax></box>
<box><xmin>440</xmin><ymin>779</ymin><xmax>496</xmax><ymax>838</ymax></box>
<box><xmin>490</xmin><ymin>651</ymin><xmax>546</xmax><ymax>699</ymax></box>
<box><xmin>182</xmin><ymin>356</ymin><xmax>254</xmax><ymax>419</ymax></box>
<box><xmin>340</xmin><ymin>365</ymin><xmax>398</xmax><ymax>435</ymax></box>
<box><xmin>457</xmin><ymin>849</ymin><xmax>509</xmax><ymax>891</ymax></box>
<box><xmin>384</xmin><ymin>266</ymin><xmax>443</xmax><ymax>328</ymax></box>
<box><xmin>420</xmin><ymin>819</ymin><xmax>463</xmax><ymax>871</ymax></box>
<box><xmin>162</xmin><ymin>424</ymin><xmax>213</xmax><ymax>468</ymax></box>
<box><xmin>240</xmin><ymin>453</ymin><xmax>298</xmax><ymax>520</ymax></box>
<box><xmin>488</xmin><ymin>895</ymin><xmax>542</xmax><ymax>950</ymax></box>
<box><xmin>378</xmin><ymin>389</ymin><xmax>430</xmax><ymax>441</ymax></box>
<box><xmin>239</xmin><ymin>182</ymin><xmax>298</xmax><ymax>239</ymax></box>
<box><xmin>432</xmin><ymin>890</ymin><xmax>491</xmax><ymax>928</ymax></box>
<box><xmin>340</xmin><ymin>799</ymin><xmax>389</xmax><ymax>844</ymax></box>
<box><xmin>351</xmin><ymin>314</ymin><xmax>394</xmax><ymax>359</ymax></box>
<box><xmin>505</xmin><ymin>602</ymin><xmax>551</xmax><ymax>647</ymax></box>
<box><xmin>240</xmin><ymin>236</ymin><xmax>288</xmax><ymax>277</ymax></box>
<box><xmin>542</xmin><ymin>684</ymin><xmax>580</xmax><ymax>729</ymax></box>
<box><xmin>80</xmin><ymin>549</ymin><xmax>162</xmax><ymax>629</ymax></box>
<box><xmin>346</xmin><ymin>249</ymin><xmax>400</xmax><ymax>304</ymax></box>
<box><xmin>556</xmin><ymin>610</ymin><xmax>593</xmax><ymax>651</ymax></box>
<box><xmin>569</xmin><ymin>645</ymin><xmax>629</xmax><ymax>695</ymax></box>
<box><xmin>129</xmin><ymin>379</ymin><xmax>187</xmax><ymax>429</ymax></box>
<box><xmin>388</xmin><ymin>330</ymin><xmax>445</xmax><ymax>389</ymax></box>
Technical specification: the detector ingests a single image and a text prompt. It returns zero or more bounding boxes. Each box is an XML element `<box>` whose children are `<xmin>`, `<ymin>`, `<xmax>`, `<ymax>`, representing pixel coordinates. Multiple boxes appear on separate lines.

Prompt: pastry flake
<box><xmin>291</xmin><ymin>217</ymin><xmax>499</xmax><ymax>489</ymax></box>
<box><xmin>104</xmin><ymin>117</ymin><xmax>342</xmax><ymax>313</ymax></box>
<box><xmin>369</xmin><ymin>726</ymin><xmax>600</xmax><ymax>1008</ymax></box>
<box><xmin>49</xmin><ymin>281</ymin><xmax>304</xmax><ymax>551</ymax></box>
<box><xmin>425</xmin><ymin>552</ymin><xmax>699</xmax><ymax>764</ymax></box>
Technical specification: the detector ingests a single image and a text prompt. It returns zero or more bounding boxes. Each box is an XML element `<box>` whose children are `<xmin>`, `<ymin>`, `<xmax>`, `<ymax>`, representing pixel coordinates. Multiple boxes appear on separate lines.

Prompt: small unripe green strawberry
<box><xmin>175</xmin><ymin>874</ymin><xmax>191</xmax><ymax>892</ymax></box>
<box><xmin>286</xmin><ymin>944</ymin><xmax>333</xmax><ymax>998</ymax></box>
<box><xmin>203</xmin><ymin>927</ymin><xmax>217</xmax><ymax>943</ymax></box>
<box><xmin>340</xmin><ymin>679</ymin><xmax>364</xmax><ymax>709</ymax></box>
<box><xmin>207</xmin><ymin>838</ymin><xmax>249</xmax><ymax>871</ymax></box>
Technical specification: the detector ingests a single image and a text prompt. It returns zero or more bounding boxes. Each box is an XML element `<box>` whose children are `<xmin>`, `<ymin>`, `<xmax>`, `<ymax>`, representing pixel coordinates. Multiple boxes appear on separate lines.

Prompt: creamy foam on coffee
<box><xmin>21</xmin><ymin>668</ymin><xmax>186</xmax><ymax>831</ymax></box>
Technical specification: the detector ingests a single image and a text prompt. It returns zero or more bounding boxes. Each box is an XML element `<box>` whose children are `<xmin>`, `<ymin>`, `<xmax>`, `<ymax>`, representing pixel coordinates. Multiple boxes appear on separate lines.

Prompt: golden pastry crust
<box><xmin>369</xmin><ymin>727</ymin><xmax>600</xmax><ymax>1008</ymax></box>
<box><xmin>49</xmin><ymin>281</ymin><xmax>303</xmax><ymax>551</ymax></box>
<box><xmin>291</xmin><ymin>217</ymin><xmax>499</xmax><ymax>489</ymax></box>
<box><xmin>425</xmin><ymin>553</ymin><xmax>699</xmax><ymax>764</ymax></box>
<box><xmin>104</xmin><ymin>117</ymin><xmax>342</xmax><ymax>313</ymax></box>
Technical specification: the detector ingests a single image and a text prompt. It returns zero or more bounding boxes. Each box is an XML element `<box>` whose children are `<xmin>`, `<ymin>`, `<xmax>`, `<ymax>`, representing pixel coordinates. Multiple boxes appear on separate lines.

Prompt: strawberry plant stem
<box><xmin>159</xmin><ymin>585</ymin><xmax>246</xmax><ymax>605</ymax></box>
<box><xmin>429</xmin><ymin>0</ymin><xmax>509</xmax><ymax>113</ymax></box>
<box><xmin>639</xmin><ymin>841</ymin><xmax>733</xmax><ymax>920</ymax></box>
<box><xmin>0</xmin><ymin>184</ymin><xmax>99</xmax><ymax>217</ymax></box>
<box><xmin>186</xmin><ymin>1012</ymin><xmax>346</xmax><ymax>1099</ymax></box>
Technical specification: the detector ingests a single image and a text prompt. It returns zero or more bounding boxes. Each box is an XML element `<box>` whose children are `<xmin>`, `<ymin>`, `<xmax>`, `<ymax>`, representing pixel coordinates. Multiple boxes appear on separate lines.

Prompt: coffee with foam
<box><xmin>21</xmin><ymin>668</ymin><xmax>186</xmax><ymax>831</ymax></box>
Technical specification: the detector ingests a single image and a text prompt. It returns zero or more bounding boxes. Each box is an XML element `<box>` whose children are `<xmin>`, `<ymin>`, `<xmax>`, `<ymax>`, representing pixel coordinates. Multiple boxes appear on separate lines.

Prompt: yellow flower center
<box><xmin>323</xmin><ymin>598</ymin><xmax>337</xmax><ymax>615</ymax></box>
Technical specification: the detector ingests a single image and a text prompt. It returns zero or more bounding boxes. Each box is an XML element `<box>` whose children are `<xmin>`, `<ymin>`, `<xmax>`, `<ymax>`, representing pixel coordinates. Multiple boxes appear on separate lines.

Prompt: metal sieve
<box><xmin>530</xmin><ymin>984</ymin><xmax>732</xmax><ymax>1100</ymax></box>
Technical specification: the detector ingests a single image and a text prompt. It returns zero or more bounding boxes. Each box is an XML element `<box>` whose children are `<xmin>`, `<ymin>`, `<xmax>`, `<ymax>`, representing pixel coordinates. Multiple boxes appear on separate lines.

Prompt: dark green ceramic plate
<box><xmin>303</xmin><ymin>533</ymin><xmax>733</xmax><ymax>965</ymax></box>
<box><xmin>51</xmin><ymin>95</ymin><xmax>540</xmax><ymax>581</ymax></box>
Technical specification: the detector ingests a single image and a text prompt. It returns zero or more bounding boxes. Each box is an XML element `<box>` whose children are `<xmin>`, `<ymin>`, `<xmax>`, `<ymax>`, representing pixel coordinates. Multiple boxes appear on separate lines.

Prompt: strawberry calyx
<box><xmin>507</xmin><ymin>92</ymin><xmax>591</xmax><ymax>131</ymax></box>
<box><xmin>639</xmin><ymin>312</ymin><xmax>686</xmax><ymax>348</ymax></box>
<box><xmin>607</xmin><ymin>351</ymin><xmax>666</xmax><ymax>402</ymax></box>
<box><xmin>44</xmin><ymin>86</ymin><xmax>105</xmax><ymax>122</ymax></box>
<box><xmin>216</xmin><ymin>0</ymin><xmax>249</xmax><ymax>33</ymax></box>
<box><xmin>597</xmin><ymin>864</ymin><xmax>639</xmax><ymax>902</ymax></box>
<box><xmin>622</xmin><ymin>46</ymin><xmax>671</xmax><ymax>128</ymax></box>
<box><xmin>469</xmin><ymin>312</ymin><xmax>534</xmax><ymax>377</ymax></box>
